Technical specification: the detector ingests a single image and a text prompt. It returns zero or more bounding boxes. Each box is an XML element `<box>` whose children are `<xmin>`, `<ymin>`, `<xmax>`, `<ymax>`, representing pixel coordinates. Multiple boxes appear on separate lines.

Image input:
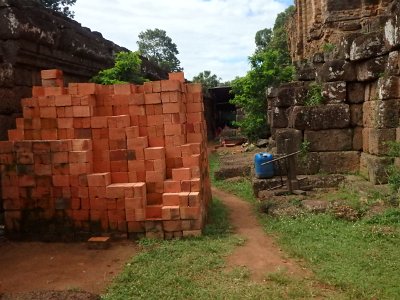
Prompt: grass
<box><xmin>102</xmin><ymin>197</ymin><xmax>334</xmax><ymax>300</ymax></box>
<box><xmin>210</xmin><ymin>152</ymin><xmax>400</xmax><ymax>300</ymax></box>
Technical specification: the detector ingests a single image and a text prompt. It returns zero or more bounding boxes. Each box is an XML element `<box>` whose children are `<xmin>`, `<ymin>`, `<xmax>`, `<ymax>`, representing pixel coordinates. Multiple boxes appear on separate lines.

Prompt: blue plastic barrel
<box><xmin>254</xmin><ymin>152</ymin><xmax>274</xmax><ymax>179</ymax></box>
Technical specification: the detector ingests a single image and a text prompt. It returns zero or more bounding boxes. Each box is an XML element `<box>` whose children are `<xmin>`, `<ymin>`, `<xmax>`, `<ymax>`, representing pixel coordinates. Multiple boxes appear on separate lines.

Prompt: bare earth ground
<box><xmin>0</xmin><ymin>241</ymin><xmax>137</xmax><ymax>296</ymax></box>
<box><xmin>212</xmin><ymin>187</ymin><xmax>309</xmax><ymax>281</ymax></box>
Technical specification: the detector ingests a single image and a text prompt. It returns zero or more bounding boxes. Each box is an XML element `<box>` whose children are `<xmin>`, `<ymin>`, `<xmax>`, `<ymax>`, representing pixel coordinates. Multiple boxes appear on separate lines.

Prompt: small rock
<box><xmin>302</xmin><ymin>200</ymin><xmax>329</xmax><ymax>213</ymax></box>
<box><xmin>256</xmin><ymin>139</ymin><xmax>269</xmax><ymax>148</ymax></box>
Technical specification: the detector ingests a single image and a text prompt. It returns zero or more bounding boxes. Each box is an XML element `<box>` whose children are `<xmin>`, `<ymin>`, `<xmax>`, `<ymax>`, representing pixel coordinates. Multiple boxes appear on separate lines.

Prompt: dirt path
<box><xmin>212</xmin><ymin>187</ymin><xmax>308</xmax><ymax>281</ymax></box>
<box><xmin>0</xmin><ymin>241</ymin><xmax>137</xmax><ymax>295</ymax></box>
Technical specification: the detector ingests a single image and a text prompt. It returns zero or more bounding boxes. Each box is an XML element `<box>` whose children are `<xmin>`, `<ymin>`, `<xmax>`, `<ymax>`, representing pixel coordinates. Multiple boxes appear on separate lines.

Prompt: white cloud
<box><xmin>73</xmin><ymin>0</ymin><xmax>292</xmax><ymax>81</ymax></box>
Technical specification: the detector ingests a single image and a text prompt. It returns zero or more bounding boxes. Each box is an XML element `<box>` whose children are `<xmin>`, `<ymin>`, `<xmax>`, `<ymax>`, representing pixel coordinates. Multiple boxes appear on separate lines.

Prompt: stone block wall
<box><xmin>269</xmin><ymin>0</ymin><xmax>400</xmax><ymax>184</ymax></box>
<box><xmin>0</xmin><ymin>70</ymin><xmax>211</xmax><ymax>240</ymax></box>
<box><xmin>0</xmin><ymin>0</ymin><xmax>167</xmax><ymax>141</ymax></box>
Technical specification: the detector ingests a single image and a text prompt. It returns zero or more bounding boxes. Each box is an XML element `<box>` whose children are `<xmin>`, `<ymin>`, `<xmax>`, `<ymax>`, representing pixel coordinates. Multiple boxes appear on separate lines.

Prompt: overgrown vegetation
<box><xmin>210</xmin><ymin>152</ymin><xmax>400</xmax><ymax>299</ymax></box>
<box><xmin>322</xmin><ymin>43</ymin><xmax>336</xmax><ymax>53</ymax></box>
<box><xmin>305</xmin><ymin>82</ymin><xmax>323</xmax><ymax>106</ymax></box>
<box><xmin>40</xmin><ymin>0</ymin><xmax>77</xmax><ymax>18</ymax></box>
<box><xmin>91</xmin><ymin>51</ymin><xmax>146</xmax><ymax>85</ymax></box>
<box><xmin>230</xmin><ymin>6</ymin><xmax>295</xmax><ymax>141</ymax></box>
<box><xmin>385</xmin><ymin>141</ymin><xmax>400</xmax><ymax>193</ymax></box>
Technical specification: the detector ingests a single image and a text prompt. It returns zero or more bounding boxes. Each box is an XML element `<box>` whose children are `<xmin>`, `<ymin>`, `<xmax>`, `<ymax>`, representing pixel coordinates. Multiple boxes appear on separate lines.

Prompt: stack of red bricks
<box><xmin>0</xmin><ymin>69</ymin><xmax>211</xmax><ymax>239</ymax></box>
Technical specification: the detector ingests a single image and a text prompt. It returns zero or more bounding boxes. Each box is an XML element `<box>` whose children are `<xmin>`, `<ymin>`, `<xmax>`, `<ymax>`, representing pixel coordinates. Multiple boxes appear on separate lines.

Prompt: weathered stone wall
<box><xmin>269</xmin><ymin>0</ymin><xmax>400</xmax><ymax>184</ymax></box>
<box><xmin>0</xmin><ymin>0</ymin><xmax>167</xmax><ymax>141</ymax></box>
<box><xmin>289</xmin><ymin>0</ymin><xmax>395</xmax><ymax>62</ymax></box>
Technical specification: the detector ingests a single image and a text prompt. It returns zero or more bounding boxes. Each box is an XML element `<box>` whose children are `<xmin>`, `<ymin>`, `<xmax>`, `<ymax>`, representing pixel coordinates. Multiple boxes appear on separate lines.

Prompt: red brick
<box><xmin>125</xmin><ymin>197</ymin><xmax>144</xmax><ymax>210</ymax></box>
<box><xmin>152</xmin><ymin>81</ymin><xmax>161</xmax><ymax>93</ymax></box>
<box><xmin>111</xmin><ymin>172</ymin><xmax>129</xmax><ymax>183</ymax></box>
<box><xmin>179</xmin><ymin>192</ymin><xmax>190</xmax><ymax>206</ymax></box>
<box><xmin>72</xmin><ymin>139</ymin><xmax>92</xmax><ymax>151</ymax></box>
<box><xmin>108</xmin><ymin>115</ymin><xmax>131</xmax><ymax>128</ymax></box>
<box><xmin>32</xmin><ymin>86</ymin><xmax>45</xmax><ymax>97</ymax></box>
<box><xmin>69</xmin><ymin>163</ymin><xmax>90</xmax><ymax>175</ymax></box>
<box><xmin>41</xmin><ymin>69</ymin><xmax>63</xmax><ymax>80</ymax></box>
<box><xmin>77</xmin><ymin>83</ymin><xmax>96</xmax><ymax>95</ymax></box>
<box><xmin>52</xmin><ymin>175</ymin><xmax>70</xmax><ymax>187</ymax></box>
<box><xmin>127</xmin><ymin>137</ymin><xmax>148</xmax><ymax>149</ymax></box>
<box><xmin>50</xmin><ymin>140</ymin><xmax>72</xmax><ymax>152</ymax></box>
<box><xmin>162</xmin><ymin>206</ymin><xmax>180</xmax><ymax>220</ymax></box>
<box><xmin>172</xmin><ymin>168</ymin><xmax>192</xmax><ymax>181</ymax></box>
<box><xmin>168</xmin><ymin>72</ymin><xmax>185</xmax><ymax>82</ymax></box>
<box><xmin>162</xmin><ymin>193</ymin><xmax>180</xmax><ymax>206</ymax></box>
<box><xmin>189</xmin><ymin>192</ymin><xmax>200</xmax><ymax>206</ymax></box>
<box><xmin>55</xmin><ymin>117</ymin><xmax>72</xmax><ymax>129</ymax></box>
<box><xmin>90</xmin><ymin>198</ymin><xmax>106</xmax><ymax>210</ymax></box>
<box><xmin>89</xmin><ymin>116</ymin><xmax>106</xmax><ymax>128</ymax></box>
<box><xmin>186</xmin><ymin>133</ymin><xmax>203</xmax><ymax>143</ymax></box>
<box><xmin>164</xmin><ymin>124</ymin><xmax>185</xmax><ymax>136</ymax></box>
<box><xmin>69</xmin><ymin>151</ymin><xmax>92</xmax><ymax>163</ymax></box>
<box><xmin>145</xmin><ymin>93</ymin><xmax>161</xmax><ymax>104</ymax></box>
<box><xmin>73</xmin><ymin>106</ymin><xmax>92</xmax><ymax>117</ymax></box>
<box><xmin>148</xmin><ymin>137</ymin><xmax>165</xmax><ymax>147</ymax></box>
<box><xmin>58</xmin><ymin>128</ymin><xmax>74</xmax><ymax>139</ymax></box>
<box><xmin>144</xmin><ymin>147</ymin><xmax>165</xmax><ymax>160</ymax></box>
<box><xmin>41</xmin><ymin>129</ymin><xmax>58</xmax><ymax>140</ymax></box>
<box><xmin>129</xmin><ymin>105</ymin><xmax>145</xmax><ymax>117</ymax></box>
<box><xmin>180</xmin><ymin>207</ymin><xmax>200</xmax><ymax>220</ymax></box>
<box><xmin>87</xmin><ymin>172</ymin><xmax>111</xmax><ymax>187</ymax></box>
<box><xmin>114</xmin><ymin>83</ymin><xmax>133</xmax><ymax>95</ymax></box>
<box><xmin>163</xmin><ymin>103</ymin><xmax>181</xmax><ymax>114</ymax></box>
<box><xmin>161</xmin><ymin>80</ymin><xmax>181</xmax><ymax>92</ymax></box>
<box><xmin>39</xmin><ymin>106</ymin><xmax>57</xmax><ymax>118</ymax></box>
<box><xmin>147</xmin><ymin>115</ymin><xmax>163</xmax><ymax>126</ymax></box>
<box><xmin>146</xmin><ymin>170</ymin><xmax>166</xmax><ymax>182</ymax></box>
<box><xmin>54</xmin><ymin>95</ymin><xmax>72</xmax><ymax>107</ymax></box>
<box><xmin>129</xmin><ymin>94</ymin><xmax>145</xmax><ymax>105</ymax></box>
<box><xmin>163</xmin><ymin>220</ymin><xmax>182</xmax><ymax>232</ymax></box>
<box><xmin>89</xmin><ymin>186</ymin><xmax>106</xmax><ymax>198</ymax></box>
<box><xmin>125</xmin><ymin>126</ymin><xmax>140</xmax><ymax>139</ymax></box>
<box><xmin>44</xmin><ymin>87</ymin><xmax>65</xmax><ymax>96</ymax></box>
<box><xmin>146</xmin><ymin>205</ymin><xmax>162</xmax><ymax>219</ymax></box>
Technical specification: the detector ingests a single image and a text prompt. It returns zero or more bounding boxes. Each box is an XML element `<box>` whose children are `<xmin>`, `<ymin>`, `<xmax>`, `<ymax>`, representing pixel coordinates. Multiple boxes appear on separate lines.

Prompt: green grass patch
<box><xmin>209</xmin><ymin>153</ymin><xmax>255</xmax><ymax>203</ymax></box>
<box><xmin>103</xmin><ymin>196</ymin><xmax>337</xmax><ymax>299</ymax></box>
<box><xmin>210</xmin><ymin>152</ymin><xmax>400</xmax><ymax>299</ymax></box>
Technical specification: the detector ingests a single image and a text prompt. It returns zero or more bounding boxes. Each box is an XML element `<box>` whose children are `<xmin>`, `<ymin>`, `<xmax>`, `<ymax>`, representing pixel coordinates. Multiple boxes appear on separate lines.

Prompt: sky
<box><xmin>73</xmin><ymin>0</ymin><xmax>294</xmax><ymax>82</ymax></box>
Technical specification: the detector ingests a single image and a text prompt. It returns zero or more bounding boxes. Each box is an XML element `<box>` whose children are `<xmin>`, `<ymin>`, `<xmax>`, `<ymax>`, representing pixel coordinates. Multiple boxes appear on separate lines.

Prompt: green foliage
<box><xmin>40</xmin><ymin>0</ymin><xmax>77</xmax><ymax>18</ymax></box>
<box><xmin>385</xmin><ymin>141</ymin><xmax>400</xmax><ymax>193</ymax></box>
<box><xmin>322</xmin><ymin>43</ymin><xmax>336</xmax><ymax>53</ymax></box>
<box><xmin>91</xmin><ymin>51</ymin><xmax>146</xmax><ymax>85</ymax></box>
<box><xmin>305</xmin><ymin>82</ymin><xmax>323</xmax><ymax>106</ymax></box>
<box><xmin>230</xmin><ymin>6</ymin><xmax>295</xmax><ymax>141</ymax></box>
<box><xmin>366</xmin><ymin>208</ymin><xmax>400</xmax><ymax>225</ymax></box>
<box><xmin>137</xmin><ymin>28</ymin><xmax>182</xmax><ymax>73</ymax></box>
<box><xmin>192</xmin><ymin>71</ymin><xmax>221</xmax><ymax>96</ymax></box>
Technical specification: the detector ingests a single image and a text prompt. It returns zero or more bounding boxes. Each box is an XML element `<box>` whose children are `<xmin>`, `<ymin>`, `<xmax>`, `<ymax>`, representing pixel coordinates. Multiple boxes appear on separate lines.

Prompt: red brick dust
<box><xmin>0</xmin><ymin>241</ymin><xmax>137</xmax><ymax>295</ymax></box>
<box><xmin>212</xmin><ymin>187</ymin><xmax>310</xmax><ymax>281</ymax></box>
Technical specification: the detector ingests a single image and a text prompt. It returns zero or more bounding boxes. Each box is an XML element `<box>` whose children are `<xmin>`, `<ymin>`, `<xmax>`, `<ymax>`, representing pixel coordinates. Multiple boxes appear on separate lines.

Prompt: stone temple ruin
<box><xmin>268</xmin><ymin>0</ymin><xmax>400</xmax><ymax>185</ymax></box>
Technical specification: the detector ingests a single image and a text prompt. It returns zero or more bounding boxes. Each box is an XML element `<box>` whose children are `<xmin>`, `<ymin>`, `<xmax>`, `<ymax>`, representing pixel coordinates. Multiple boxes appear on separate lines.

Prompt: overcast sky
<box><xmin>73</xmin><ymin>0</ymin><xmax>294</xmax><ymax>81</ymax></box>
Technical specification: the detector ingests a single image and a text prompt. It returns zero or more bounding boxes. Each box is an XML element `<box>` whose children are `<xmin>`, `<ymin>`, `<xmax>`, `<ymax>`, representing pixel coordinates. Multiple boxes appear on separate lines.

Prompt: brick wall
<box><xmin>0</xmin><ymin>70</ymin><xmax>211</xmax><ymax>240</ymax></box>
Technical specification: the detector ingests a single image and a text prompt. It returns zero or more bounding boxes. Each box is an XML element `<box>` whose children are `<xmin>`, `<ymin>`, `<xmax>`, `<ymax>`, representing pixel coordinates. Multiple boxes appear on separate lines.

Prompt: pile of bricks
<box><xmin>0</xmin><ymin>69</ymin><xmax>211</xmax><ymax>240</ymax></box>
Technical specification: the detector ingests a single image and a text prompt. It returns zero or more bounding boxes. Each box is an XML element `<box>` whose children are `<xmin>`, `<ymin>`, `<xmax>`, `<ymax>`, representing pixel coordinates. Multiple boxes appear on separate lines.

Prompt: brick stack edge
<box><xmin>0</xmin><ymin>70</ymin><xmax>212</xmax><ymax>240</ymax></box>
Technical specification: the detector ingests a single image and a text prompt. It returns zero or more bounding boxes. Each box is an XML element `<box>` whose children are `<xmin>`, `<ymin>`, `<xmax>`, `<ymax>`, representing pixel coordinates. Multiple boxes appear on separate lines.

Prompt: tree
<box><xmin>255</xmin><ymin>28</ymin><xmax>272</xmax><ymax>53</ymax></box>
<box><xmin>230</xmin><ymin>6</ymin><xmax>295</xmax><ymax>141</ymax></box>
<box><xmin>192</xmin><ymin>71</ymin><xmax>221</xmax><ymax>95</ymax></box>
<box><xmin>91</xmin><ymin>51</ymin><xmax>146</xmax><ymax>85</ymax></box>
<box><xmin>39</xmin><ymin>0</ymin><xmax>77</xmax><ymax>18</ymax></box>
<box><xmin>137</xmin><ymin>29</ymin><xmax>182</xmax><ymax>73</ymax></box>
